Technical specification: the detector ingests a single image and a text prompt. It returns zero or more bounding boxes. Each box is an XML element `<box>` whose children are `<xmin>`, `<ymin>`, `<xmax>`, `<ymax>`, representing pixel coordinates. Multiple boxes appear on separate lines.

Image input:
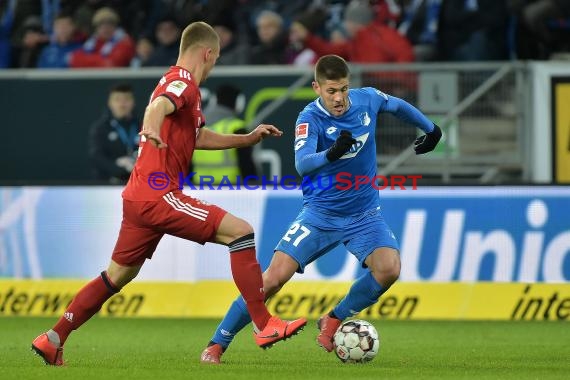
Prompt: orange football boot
<box><xmin>200</xmin><ymin>343</ymin><xmax>224</xmax><ymax>364</ymax></box>
<box><xmin>316</xmin><ymin>314</ymin><xmax>342</xmax><ymax>352</ymax></box>
<box><xmin>254</xmin><ymin>316</ymin><xmax>307</xmax><ymax>349</ymax></box>
<box><xmin>31</xmin><ymin>333</ymin><xmax>65</xmax><ymax>366</ymax></box>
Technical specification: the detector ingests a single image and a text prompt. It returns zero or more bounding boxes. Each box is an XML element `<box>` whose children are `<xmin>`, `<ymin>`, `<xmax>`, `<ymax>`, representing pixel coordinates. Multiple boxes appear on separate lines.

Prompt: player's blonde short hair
<box><xmin>179</xmin><ymin>21</ymin><xmax>219</xmax><ymax>55</ymax></box>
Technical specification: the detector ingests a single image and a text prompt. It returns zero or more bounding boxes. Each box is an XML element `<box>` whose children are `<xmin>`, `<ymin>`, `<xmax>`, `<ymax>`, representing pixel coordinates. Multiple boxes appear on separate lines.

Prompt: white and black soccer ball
<box><xmin>333</xmin><ymin>319</ymin><xmax>380</xmax><ymax>364</ymax></box>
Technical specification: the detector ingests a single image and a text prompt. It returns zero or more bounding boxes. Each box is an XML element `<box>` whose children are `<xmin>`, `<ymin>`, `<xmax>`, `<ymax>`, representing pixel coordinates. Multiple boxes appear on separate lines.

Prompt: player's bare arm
<box><xmin>139</xmin><ymin>96</ymin><xmax>175</xmax><ymax>149</ymax></box>
<box><xmin>195</xmin><ymin>124</ymin><xmax>283</xmax><ymax>150</ymax></box>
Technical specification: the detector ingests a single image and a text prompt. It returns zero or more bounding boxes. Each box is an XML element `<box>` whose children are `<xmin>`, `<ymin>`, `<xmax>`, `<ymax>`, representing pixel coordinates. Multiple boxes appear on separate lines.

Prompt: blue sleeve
<box><xmin>295</xmin><ymin>151</ymin><xmax>329</xmax><ymax>176</ymax></box>
<box><xmin>382</xmin><ymin>95</ymin><xmax>435</xmax><ymax>133</ymax></box>
<box><xmin>293</xmin><ymin>120</ymin><xmax>329</xmax><ymax>176</ymax></box>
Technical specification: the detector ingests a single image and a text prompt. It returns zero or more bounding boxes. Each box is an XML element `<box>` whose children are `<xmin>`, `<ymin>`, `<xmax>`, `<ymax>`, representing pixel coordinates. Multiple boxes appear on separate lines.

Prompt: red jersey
<box><xmin>123</xmin><ymin>66</ymin><xmax>204</xmax><ymax>201</ymax></box>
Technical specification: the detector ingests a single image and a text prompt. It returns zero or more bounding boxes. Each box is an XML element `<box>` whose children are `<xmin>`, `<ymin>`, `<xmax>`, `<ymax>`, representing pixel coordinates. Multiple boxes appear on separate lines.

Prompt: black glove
<box><xmin>414</xmin><ymin>124</ymin><xmax>442</xmax><ymax>154</ymax></box>
<box><xmin>326</xmin><ymin>130</ymin><xmax>357</xmax><ymax>162</ymax></box>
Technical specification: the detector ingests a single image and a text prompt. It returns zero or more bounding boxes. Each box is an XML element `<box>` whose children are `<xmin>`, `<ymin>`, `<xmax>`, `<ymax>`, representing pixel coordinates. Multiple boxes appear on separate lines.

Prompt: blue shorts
<box><xmin>274</xmin><ymin>206</ymin><xmax>399</xmax><ymax>273</ymax></box>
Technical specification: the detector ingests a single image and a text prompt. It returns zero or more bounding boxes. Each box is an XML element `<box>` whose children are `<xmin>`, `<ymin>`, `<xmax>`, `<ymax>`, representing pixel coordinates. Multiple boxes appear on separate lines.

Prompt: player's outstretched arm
<box><xmin>382</xmin><ymin>94</ymin><xmax>442</xmax><ymax>154</ymax></box>
<box><xmin>139</xmin><ymin>96</ymin><xmax>174</xmax><ymax>149</ymax></box>
<box><xmin>195</xmin><ymin>124</ymin><xmax>282</xmax><ymax>150</ymax></box>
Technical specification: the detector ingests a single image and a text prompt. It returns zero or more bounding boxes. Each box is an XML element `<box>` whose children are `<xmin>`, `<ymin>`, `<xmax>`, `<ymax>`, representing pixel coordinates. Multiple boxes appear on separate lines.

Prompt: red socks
<box><xmin>52</xmin><ymin>271</ymin><xmax>118</xmax><ymax>345</ymax></box>
<box><xmin>228</xmin><ymin>234</ymin><xmax>271</xmax><ymax>330</ymax></box>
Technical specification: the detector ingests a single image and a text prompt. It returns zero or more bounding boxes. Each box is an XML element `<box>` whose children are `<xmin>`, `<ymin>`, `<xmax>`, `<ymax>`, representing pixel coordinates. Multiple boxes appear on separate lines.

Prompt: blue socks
<box><xmin>209</xmin><ymin>271</ymin><xmax>385</xmax><ymax>349</ymax></box>
<box><xmin>210</xmin><ymin>296</ymin><xmax>251</xmax><ymax>349</ymax></box>
<box><xmin>333</xmin><ymin>271</ymin><xmax>385</xmax><ymax>320</ymax></box>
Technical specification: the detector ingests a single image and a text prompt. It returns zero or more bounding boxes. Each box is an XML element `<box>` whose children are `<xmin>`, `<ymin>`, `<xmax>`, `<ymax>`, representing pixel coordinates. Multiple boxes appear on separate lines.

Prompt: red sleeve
<box><xmin>155</xmin><ymin>77</ymin><xmax>196</xmax><ymax>112</ymax></box>
<box><xmin>304</xmin><ymin>34</ymin><xmax>351</xmax><ymax>60</ymax></box>
<box><xmin>69</xmin><ymin>37</ymin><xmax>136</xmax><ymax>68</ymax></box>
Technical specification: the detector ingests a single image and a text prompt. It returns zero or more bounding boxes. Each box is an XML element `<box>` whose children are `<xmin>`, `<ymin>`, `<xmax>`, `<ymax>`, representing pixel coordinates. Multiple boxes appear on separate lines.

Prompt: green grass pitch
<box><xmin>2</xmin><ymin>317</ymin><xmax>569</xmax><ymax>380</ymax></box>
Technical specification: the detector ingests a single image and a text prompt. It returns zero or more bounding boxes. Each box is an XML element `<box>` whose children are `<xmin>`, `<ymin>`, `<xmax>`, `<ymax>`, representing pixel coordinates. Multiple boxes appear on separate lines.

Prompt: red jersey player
<box><xmin>31</xmin><ymin>21</ymin><xmax>306</xmax><ymax>366</ymax></box>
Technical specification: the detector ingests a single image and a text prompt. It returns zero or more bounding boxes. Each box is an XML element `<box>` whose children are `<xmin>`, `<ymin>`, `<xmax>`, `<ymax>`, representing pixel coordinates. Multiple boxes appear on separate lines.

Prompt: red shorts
<box><xmin>111</xmin><ymin>191</ymin><xmax>227</xmax><ymax>266</ymax></box>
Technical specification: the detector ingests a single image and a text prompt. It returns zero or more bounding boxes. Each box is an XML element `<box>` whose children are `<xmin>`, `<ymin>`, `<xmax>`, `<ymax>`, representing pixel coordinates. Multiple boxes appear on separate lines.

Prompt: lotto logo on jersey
<box><xmin>295</xmin><ymin>123</ymin><xmax>308</xmax><ymax>139</ymax></box>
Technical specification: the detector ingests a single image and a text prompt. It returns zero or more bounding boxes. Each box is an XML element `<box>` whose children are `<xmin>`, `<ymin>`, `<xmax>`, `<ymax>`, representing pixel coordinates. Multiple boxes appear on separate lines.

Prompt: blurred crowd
<box><xmin>1</xmin><ymin>0</ymin><xmax>570</xmax><ymax>69</ymax></box>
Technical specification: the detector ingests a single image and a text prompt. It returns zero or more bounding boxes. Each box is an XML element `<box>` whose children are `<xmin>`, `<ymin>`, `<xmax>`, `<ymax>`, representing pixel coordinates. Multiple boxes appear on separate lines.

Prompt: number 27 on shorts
<box><xmin>282</xmin><ymin>223</ymin><xmax>311</xmax><ymax>247</ymax></box>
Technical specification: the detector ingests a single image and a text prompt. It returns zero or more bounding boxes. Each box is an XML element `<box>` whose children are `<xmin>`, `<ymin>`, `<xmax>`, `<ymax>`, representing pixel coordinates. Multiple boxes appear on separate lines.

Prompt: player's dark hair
<box><xmin>110</xmin><ymin>83</ymin><xmax>133</xmax><ymax>94</ymax></box>
<box><xmin>314</xmin><ymin>55</ymin><xmax>349</xmax><ymax>83</ymax></box>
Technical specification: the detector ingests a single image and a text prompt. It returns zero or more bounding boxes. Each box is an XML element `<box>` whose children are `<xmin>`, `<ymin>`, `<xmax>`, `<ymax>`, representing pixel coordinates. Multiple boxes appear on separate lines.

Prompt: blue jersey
<box><xmin>294</xmin><ymin>87</ymin><xmax>433</xmax><ymax>217</ymax></box>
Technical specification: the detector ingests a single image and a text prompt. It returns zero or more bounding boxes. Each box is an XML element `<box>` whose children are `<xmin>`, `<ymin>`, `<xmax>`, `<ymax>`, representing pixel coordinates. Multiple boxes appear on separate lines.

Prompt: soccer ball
<box><xmin>333</xmin><ymin>319</ymin><xmax>380</xmax><ymax>364</ymax></box>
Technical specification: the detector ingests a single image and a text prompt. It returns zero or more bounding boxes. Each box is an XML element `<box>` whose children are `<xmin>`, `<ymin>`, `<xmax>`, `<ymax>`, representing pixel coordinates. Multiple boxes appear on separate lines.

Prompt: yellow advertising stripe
<box><xmin>271</xmin><ymin>282</ymin><xmax>570</xmax><ymax>321</ymax></box>
<box><xmin>1</xmin><ymin>280</ymin><xmax>569</xmax><ymax>321</ymax></box>
<box><xmin>0</xmin><ymin>280</ymin><xmax>240</xmax><ymax>318</ymax></box>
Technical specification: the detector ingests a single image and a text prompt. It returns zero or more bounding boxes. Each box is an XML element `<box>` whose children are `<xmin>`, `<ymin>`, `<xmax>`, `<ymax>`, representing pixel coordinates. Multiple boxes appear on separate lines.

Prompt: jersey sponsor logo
<box><xmin>359</xmin><ymin>112</ymin><xmax>371</xmax><ymax>126</ymax></box>
<box><xmin>326</xmin><ymin>126</ymin><xmax>337</xmax><ymax>135</ymax></box>
<box><xmin>295</xmin><ymin>123</ymin><xmax>308</xmax><ymax>139</ymax></box>
<box><xmin>166</xmin><ymin>80</ymin><xmax>187</xmax><ymax>97</ymax></box>
<box><xmin>340</xmin><ymin>132</ymin><xmax>369</xmax><ymax>159</ymax></box>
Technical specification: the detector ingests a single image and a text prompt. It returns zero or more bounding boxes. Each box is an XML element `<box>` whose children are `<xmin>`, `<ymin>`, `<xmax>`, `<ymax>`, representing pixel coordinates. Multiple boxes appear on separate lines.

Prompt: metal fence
<box><xmin>348</xmin><ymin>62</ymin><xmax>529</xmax><ymax>184</ymax></box>
<box><xmin>0</xmin><ymin>62</ymin><xmax>531</xmax><ymax>185</ymax></box>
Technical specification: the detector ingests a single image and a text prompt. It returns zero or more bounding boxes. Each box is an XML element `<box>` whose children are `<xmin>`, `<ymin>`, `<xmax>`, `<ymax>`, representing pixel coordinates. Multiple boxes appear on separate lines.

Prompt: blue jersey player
<box><xmin>201</xmin><ymin>55</ymin><xmax>441</xmax><ymax>363</ymax></box>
